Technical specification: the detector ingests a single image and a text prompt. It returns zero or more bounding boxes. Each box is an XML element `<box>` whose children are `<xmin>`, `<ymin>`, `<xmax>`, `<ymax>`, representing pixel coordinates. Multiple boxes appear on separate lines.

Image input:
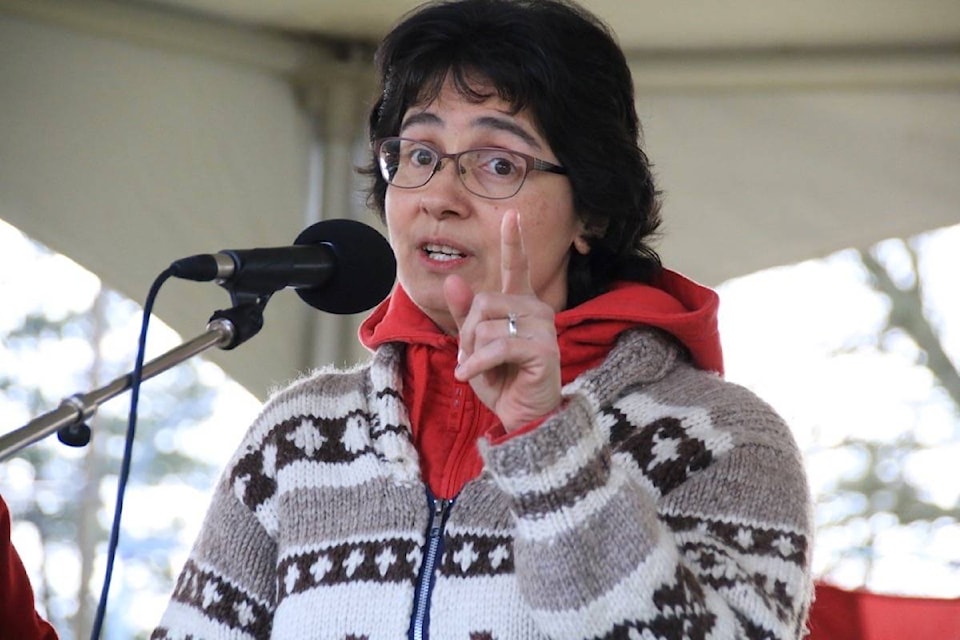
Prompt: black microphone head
<box><xmin>294</xmin><ymin>219</ymin><xmax>396</xmax><ymax>314</ymax></box>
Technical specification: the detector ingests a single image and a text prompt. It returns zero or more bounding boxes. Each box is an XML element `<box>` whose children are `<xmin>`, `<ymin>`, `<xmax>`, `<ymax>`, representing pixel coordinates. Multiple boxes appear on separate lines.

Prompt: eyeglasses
<box><xmin>376</xmin><ymin>137</ymin><xmax>567</xmax><ymax>200</ymax></box>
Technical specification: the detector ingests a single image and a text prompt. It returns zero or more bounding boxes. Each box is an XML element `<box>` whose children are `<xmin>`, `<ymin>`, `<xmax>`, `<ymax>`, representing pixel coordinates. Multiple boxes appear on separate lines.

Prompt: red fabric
<box><xmin>553</xmin><ymin>270</ymin><xmax>723</xmax><ymax>376</ymax></box>
<box><xmin>359</xmin><ymin>271</ymin><xmax>722</xmax><ymax>499</ymax></box>
<box><xmin>807</xmin><ymin>582</ymin><xmax>960</xmax><ymax>640</ymax></box>
<box><xmin>0</xmin><ymin>496</ymin><xmax>59</xmax><ymax>640</ymax></box>
<box><xmin>361</xmin><ymin>285</ymin><xmax>494</xmax><ymax>498</ymax></box>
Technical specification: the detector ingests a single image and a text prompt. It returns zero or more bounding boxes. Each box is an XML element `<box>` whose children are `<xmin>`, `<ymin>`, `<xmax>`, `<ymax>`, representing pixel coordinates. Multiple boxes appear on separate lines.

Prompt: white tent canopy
<box><xmin>2</xmin><ymin>0</ymin><xmax>958</xmax><ymax>398</ymax></box>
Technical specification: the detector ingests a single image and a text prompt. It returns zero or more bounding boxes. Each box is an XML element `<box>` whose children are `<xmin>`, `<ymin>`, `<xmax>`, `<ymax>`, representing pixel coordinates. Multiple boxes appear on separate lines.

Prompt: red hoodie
<box><xmin>359</xmin><ymin>269</ymin><xmax>723</xmax><ymax>499</ymax></box>
<box><xmin>1</xmin><ymin>496</ymin><xmax>59</xmax><ymax>639</ymax></box>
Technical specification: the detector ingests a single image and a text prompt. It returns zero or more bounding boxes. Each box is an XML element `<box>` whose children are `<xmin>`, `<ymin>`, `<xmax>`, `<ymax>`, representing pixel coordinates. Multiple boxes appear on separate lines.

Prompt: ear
<box><xmin>573</xmin><ymin>232</ymin><xmax>591</xmax><ymax>255</ymax></box>
<box><xmin>573</xmin><ymin>213</ymin><xmax>605</xmax><ymax>255</ymax></box>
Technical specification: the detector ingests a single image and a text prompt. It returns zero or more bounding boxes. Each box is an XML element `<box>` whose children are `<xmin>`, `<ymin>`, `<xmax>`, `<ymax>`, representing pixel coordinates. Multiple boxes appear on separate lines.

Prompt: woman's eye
<box><xmin>411</xmin><ymin>148</ymin><xmax>435</xmax><ymax>167</ymax></box>
<box><xmin>490</xmin><ymin>157</ymin><xmax>517</xmax><ymax>176</ymax></box>
<box><xmin>472</xmin><ymin>152</ymin><xmax>521</xmax><ymax>178</ymax></box>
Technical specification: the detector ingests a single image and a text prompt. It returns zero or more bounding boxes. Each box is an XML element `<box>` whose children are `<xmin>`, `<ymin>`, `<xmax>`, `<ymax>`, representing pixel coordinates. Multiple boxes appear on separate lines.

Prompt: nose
<box><xmin>419</xmin><ymin>157</ymin><xmax>472</xmax><ymax>219</ymax></box>
<box><xmin>433</xmin><ymin>156</ymin><xmax>467</xmax><ymax>182</ymax></box>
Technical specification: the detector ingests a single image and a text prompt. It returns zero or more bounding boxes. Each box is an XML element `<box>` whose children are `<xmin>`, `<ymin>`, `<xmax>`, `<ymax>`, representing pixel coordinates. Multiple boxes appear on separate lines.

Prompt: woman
<box><xmin>152</xmin><ymin>0</ymin><xmax>813</xmax><ymax>638</ymax></box>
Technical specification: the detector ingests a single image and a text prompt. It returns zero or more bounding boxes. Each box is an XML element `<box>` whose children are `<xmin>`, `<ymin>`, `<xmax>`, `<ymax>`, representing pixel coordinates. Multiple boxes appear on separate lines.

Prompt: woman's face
<box><xmin>384</xmin><ymin>78</ymin><xmax>585</xmax><ymax>334</ymax></box>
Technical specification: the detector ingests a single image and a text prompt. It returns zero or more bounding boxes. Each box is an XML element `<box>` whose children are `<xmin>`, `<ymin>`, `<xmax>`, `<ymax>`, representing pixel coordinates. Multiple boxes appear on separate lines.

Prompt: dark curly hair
<box><xmin>363</xmin><ymin>0</ymin><xmax>662</xmax><ymax>307</ymax></box>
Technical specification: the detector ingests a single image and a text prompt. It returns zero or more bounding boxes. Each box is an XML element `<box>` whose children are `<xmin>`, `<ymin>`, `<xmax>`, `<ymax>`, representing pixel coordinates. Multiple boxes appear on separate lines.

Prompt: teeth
<box><xmin>423</xmin><ymin>244</ymin><xmax>465</xmax><ymax>261</ymax></box>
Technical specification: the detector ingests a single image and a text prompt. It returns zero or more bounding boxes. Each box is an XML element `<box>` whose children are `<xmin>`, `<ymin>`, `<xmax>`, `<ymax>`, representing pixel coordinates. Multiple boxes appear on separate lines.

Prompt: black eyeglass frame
<box><xmin>376</xmin><ymin>136</ymin><xmax>568</xmax><ymax>200</ymax></box>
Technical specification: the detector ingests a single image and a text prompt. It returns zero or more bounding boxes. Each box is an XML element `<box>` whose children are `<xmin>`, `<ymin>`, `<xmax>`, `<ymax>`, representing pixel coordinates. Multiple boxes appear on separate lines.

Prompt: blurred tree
<box><xmin>1</xmin><ymin>252</ymin><xmax>221</xmax><ymax>639</ymax></box>
<box><xmin>860</xmin><ymin>244</ymin><xmax>960</xmax><ymax>407</ymax></box>
<box><xmin>811</xmin><ymin>241</ymin><xmax>960</xmax><ymax>589</ymax></box>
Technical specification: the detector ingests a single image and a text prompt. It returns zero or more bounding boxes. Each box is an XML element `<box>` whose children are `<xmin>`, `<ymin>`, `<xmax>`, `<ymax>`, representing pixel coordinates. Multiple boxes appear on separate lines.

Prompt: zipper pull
<box><xmin>429</xmin><ymin>498</ymin><xmax>449</xmax><ymax>537</ymax></box>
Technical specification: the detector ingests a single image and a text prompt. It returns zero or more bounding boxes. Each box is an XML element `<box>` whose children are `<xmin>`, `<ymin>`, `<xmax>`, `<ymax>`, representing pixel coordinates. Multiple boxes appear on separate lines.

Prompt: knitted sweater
<box><xmin>151</xmin><ymin>328</ymin><xmax>813</xmax><ymax>639</ymax></box>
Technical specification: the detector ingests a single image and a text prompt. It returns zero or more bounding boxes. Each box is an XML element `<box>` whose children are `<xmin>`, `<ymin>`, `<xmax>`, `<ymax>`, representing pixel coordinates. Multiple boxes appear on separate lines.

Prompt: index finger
<box><xmin>500</xmin><ymin>209</ymin><xmax>532</xmax><ymax>295</ymax></box>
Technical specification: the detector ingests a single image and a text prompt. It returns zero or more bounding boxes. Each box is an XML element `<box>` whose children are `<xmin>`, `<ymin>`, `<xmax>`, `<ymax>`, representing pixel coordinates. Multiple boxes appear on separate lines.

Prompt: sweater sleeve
<box><xmin>478</xmin><ymin>358</ymin><xmax>813</xmax><ymax>640</ymax></box>
<box><xmin>151</xmin><ymin>433</ymin><xmax>280</xmax><ymax>640</ymax></box>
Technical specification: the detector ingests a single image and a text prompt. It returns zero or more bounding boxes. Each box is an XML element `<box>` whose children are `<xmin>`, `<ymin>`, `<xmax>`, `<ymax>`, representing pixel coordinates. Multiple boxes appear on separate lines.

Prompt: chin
<box><xmin>408</xmin><ymin>293</ymin><xmax>450</xmax><ymax>325</ymax></box>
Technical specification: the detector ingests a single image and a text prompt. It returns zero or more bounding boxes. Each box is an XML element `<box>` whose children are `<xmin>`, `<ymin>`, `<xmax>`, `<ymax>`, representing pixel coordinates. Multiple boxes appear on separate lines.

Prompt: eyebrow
<box><xmin>399</xmin><ymin>112</ymin><xmax>542</xmax><ymax>150</ymax></box>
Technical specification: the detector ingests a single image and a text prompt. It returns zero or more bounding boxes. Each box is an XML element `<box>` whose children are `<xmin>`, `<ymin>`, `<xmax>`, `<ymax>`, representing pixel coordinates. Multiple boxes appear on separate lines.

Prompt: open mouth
<box><xmin>422</xmin><ymin>243</ymin><xmax>466</xmax><ymax>262</ymax></box>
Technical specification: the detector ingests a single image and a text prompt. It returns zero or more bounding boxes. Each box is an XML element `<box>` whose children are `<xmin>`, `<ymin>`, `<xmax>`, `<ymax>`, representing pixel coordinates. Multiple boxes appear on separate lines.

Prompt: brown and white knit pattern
<box><xmin>152</xmin><ymin>328</ymin><xmax>813</xmax><ymax>640</ymax></box>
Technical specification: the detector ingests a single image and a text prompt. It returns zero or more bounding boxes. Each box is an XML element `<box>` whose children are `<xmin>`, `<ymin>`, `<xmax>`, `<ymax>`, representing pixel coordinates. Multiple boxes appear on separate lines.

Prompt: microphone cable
<box><xmin>84</xmin><ymin>218</ymin><xmax>395</xmax><ymax>637</ymax></box>
<box><xmin>89</xmin><ymin>267</ymin><xmax>174</xmax><ymax>640</ymax></box>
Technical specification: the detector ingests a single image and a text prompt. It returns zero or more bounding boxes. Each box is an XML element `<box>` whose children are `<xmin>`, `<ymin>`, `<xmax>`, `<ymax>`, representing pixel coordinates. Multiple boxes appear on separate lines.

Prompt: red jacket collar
<box><xmin>359</xmin><ymin>269</ymin><xmax>723</xmax><ymax>375</ymax></box>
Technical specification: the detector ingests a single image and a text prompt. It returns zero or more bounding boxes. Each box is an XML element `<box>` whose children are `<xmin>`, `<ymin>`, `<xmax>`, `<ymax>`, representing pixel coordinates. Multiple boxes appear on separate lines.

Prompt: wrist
<box><xmin>502</xmin><ymin>399</ymin><xmax>568</xmax><ymax>434</ymax></box>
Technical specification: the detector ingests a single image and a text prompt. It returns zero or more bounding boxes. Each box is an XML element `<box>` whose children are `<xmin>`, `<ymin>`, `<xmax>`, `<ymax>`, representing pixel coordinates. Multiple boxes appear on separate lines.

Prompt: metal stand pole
<box><xmin>0</xmin><ymin>317</ymin><xmax>237</xmax><ymax>462</ymax></box>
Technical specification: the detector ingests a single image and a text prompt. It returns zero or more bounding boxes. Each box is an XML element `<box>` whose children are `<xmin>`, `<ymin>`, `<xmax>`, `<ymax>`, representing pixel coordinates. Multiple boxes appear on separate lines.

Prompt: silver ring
<box><xmin>506</xmin><ymin>313</ymin><xmax>518</xmax><ymax>338</ymax></box>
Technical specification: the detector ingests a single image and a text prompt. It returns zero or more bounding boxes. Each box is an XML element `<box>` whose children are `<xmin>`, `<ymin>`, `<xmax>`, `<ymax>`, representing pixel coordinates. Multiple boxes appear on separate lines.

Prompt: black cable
<box><xmin>89</xmin><ymin>267</ymin><xmax>174</xmax><ymax>640</ymax></box>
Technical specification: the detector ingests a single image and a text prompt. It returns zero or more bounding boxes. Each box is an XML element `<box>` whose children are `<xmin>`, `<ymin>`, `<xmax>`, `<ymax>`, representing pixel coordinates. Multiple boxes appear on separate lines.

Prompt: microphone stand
<box><xmin>0</xmin><ymin>302</ymin><xmax>265</xmax><ymax>462</ymax></box>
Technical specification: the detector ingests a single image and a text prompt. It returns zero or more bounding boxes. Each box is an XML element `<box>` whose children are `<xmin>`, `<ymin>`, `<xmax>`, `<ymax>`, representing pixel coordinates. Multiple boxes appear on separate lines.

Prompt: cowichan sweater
<box><xmin>151</xmin><ymin>327</ymin><xmax>813</xmax><ymax>639</ymax></box>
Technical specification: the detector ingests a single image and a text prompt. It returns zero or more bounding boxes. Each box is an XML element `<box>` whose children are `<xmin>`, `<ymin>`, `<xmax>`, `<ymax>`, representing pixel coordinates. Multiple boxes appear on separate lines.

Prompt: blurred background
<box><xmin>1</xmin><ymin>0</ymin><xmax>958</xmax><ymax>637</ymax></box>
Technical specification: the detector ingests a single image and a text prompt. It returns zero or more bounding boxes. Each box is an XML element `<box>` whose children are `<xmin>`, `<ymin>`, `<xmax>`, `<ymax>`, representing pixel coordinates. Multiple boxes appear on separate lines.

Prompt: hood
<box><xmin>360</xmin><ymin>268</ymin><xmax>723</xmax><ymax>375</ymax></box>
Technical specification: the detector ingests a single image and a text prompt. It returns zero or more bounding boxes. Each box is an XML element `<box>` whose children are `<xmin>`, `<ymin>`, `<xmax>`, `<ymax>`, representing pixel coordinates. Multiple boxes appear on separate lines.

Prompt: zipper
<box><xmin>409</xmin><ymin>493</ymin><xmax>453</xmax><ymax>640</ymax></box>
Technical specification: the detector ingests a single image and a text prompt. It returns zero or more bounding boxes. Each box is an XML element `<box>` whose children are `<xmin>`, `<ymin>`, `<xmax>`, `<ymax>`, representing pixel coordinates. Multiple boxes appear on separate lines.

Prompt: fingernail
<box><xmin>457</xmin><ymin>349</ymin><xmax>464</xmax><ymax>365</ymax></box>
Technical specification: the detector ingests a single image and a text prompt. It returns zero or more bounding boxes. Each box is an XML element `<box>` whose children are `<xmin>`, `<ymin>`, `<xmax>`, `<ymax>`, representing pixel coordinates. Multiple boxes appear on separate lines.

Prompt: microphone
<box><xmin>170</xmin><ymin>218</ymin><xmax>396</xmax><ymax>314</ymax></box>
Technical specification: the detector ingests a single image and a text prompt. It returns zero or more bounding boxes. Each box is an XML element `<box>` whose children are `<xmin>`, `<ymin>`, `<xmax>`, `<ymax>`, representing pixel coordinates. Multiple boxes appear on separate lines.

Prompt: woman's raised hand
<box><xmin>443</xmin><ymin>210</ymin><xmax>563</xmax><ymax>432</ymax></box>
